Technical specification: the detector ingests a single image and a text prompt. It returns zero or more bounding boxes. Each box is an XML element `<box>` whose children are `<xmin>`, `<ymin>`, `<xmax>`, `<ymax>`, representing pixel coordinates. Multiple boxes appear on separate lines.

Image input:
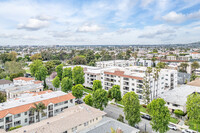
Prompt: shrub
<box><xmin>8</xmin><ymin>125</ymin><xmax>22</xmax><ymax>131</ymax></box>
<box><xmin>174</xmin><ymin>109</ymin><xmax>185</xmax><ymax>117</ymax></box>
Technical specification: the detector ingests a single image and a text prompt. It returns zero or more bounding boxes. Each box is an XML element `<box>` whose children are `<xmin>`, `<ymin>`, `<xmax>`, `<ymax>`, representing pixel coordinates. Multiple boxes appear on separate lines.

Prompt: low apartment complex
<box><xmin>2</xmin><ymin>77</ymin><xmax>43</xmax><ymax>99</ymax></box>
<box><xmin>0</xmin><ymin>90</ymin><xmax>75</xmax><ymax>131</ymax></box>
<box><xmin>7</xmin><ymin>104</ymin><xmax>106</xmax><ymax>133</ymax></box>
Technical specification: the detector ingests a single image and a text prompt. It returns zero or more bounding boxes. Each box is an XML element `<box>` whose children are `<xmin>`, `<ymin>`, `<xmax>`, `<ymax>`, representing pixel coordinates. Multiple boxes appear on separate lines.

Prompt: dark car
<box><xmin>75</xmin><ymin>99</ymin><xmax>83</xmax><ymax>104</ymax></box>
<box><xmin>141</xmin><ymin>114</ymin><xmax>152</xmax><ymax>120</ymax></box>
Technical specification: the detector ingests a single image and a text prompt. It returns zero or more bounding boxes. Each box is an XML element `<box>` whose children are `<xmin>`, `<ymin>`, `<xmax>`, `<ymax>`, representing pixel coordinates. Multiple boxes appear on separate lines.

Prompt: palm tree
<box><xmin>151</xmin><ymin>56</ymin><xmax>157</xmax><ymax>67</ymax></box>
<box><xmin>153</xmin><ymin>67</ymin><xmax>160</xmax><ymax>99</ymax></box>
<box><xmin>29</xmin><ymin>102</ymin><xmax>46</xmax><ymax>122</ymax></box>
<box><xmin>146</xmin><ymin>67</ymin><xmax>152</xmax><ymax>101</ymax></box>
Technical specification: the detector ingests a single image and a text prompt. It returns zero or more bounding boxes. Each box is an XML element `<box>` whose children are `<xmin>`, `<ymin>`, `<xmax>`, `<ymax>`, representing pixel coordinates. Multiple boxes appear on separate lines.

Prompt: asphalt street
<box><xmin>104</xmin><ymin>104</ymin><xmax>181</xmax><ymax>133</ymax></box>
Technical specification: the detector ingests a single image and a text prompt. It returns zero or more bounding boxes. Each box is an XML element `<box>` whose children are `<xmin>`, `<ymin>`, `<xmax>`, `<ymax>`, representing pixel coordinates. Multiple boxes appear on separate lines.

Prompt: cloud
<box><xmin>138</xmin><ymin>29</ymin><xmax>175</xmax><ymax>38</ymax></box>
<box><xmin>162</xmin><ymin>10</ymin><xmax>200</xmax><ymax>24</ymax></box>
<box><xmin>162</xmin><ymin>11</ymin><xmax>185</xmax><ymax>24</ymax></box>
<box><xmin>140</xmin><ymin>0</ymin><xmax>154</xmax><ymax>8</ymax></box>
<box><xmin>18</xmin><ymin>18</ymin><xmax>49</xmax><ymax>30</ymax></box>
<box><xmin>36</xmin><ymin>15</ymin><xmax>53</xmax><ymax>21</ymax></box>
<box><xmin>77</xmin><ymin>24</ymin><xmax>102</xmax><ymax>32</ymax></box>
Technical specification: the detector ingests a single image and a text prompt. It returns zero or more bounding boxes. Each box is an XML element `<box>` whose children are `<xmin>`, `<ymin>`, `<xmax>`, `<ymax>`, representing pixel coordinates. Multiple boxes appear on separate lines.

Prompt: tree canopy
<box><xmin>122</xmin><ymin>92</ymin><xmax>141</xmax><ymax>127</ymax></box>
<box><xmin>92</xmin><ymin>80</ymin><xmax>102</xmax><ymax>91</ymax></box>
<box><xmin>72</xmin><ymin>66</ymin><xmax>84</xmax><ymax>85</ymax></box>
<box><xmin>83</xmin><ymin>94</ymin><xmax>93</xmax><ymax>106</ymax></box>
<box><xmin>186</xmin><ymin>92</ymin><xmax>200</xmax><ymax>130</ymax></box>
<box><xmin>62</xmin><ymin>67</ymin><xmax>72</xmax><ymax>79</ymax></box>
<box><xmin>72</xmin><ymin>84</ymin><xmax>84</xmax><ymax>99</ymax></box>
<box><xmin>30</xmin><ymin>60</ymin><xmax>43</xmax><ymax>76</ymax></box>
<box><xmin>55</xmin><ymin>64</ymin><xmax>63</xmax><ymax>80</ymax></box>
<box><xmin>52</xmin><ymin>76</ymin><xmax>60</xmax><ymax>89</ymax></box>
<box><xmin>110</xmin><ymin>85</ymin><xmax>121</xmax><ymax>103</ymax></box>
<box><xmin>147</xmin><ymin>98</ymin><xmax>170</xmax><ymax>133</ymax></box>
<box><xmin>61</xmin><ymin>77</ymin><xmax>73</xmax><ymax>92</ymax></box>
<box><xmin>93</xmin><ymin>89</ymin><xmax>108</xmax><ymax>110</ymax></box>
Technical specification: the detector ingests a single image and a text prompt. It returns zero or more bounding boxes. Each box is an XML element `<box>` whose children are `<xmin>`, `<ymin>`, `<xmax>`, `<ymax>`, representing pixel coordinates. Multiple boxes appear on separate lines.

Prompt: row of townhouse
<box><xmin>80</xmin><ymin>65</ymin><xmax>177</xmax><ymax>102</ymax></box>
<box><xmin>0</xmin><ymin>90</ymin><xmax>75</xmax><ymax>131</ymax></box>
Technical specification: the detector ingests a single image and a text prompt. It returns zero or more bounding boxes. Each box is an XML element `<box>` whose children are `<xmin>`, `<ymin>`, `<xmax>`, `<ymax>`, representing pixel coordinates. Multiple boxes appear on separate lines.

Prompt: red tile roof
<box><xmin>13</xmin><ymin>77</ymin><xmax>34</xmax><ymax>81</ymax></box>
<box><xmin>191</xmin><ymin>52</ymin><xmax>200</xmax><ymax>54</ymax></box>
<box><xmin>34</xmin><ymin>81</ymin><xmax>43</xmax><ymax>84</ymax></box>
<box><xmin>0</xmin><ymin>93</ymin><xmax>75</xmax><ymax>119</ymax></box>
<box><xmin>160</xmin><ymin>60</ymin><xmax>187</xmax><ymax>62</ymax></box>
<box><xmin>104</xmin><ymin>70</ymin><xmax>143</xmax><ymax>80</ymax></box>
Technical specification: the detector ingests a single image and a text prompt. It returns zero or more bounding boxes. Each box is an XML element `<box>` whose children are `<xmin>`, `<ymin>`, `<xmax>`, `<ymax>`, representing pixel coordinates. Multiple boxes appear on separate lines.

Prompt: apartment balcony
<box><xmin>5</xmin><ymin>119</ymin><xmax>12</xmax><ymax>124</ymax></box>
<box><xmin>29</xmin><ymin>121</ymin><xmax>34</xmax><ymax>124</ymax></box>
<box><xmin>29</xmin><ymin>113</ymin><xmax>34</xmax><ymax>117</ymax></box>
<box><xmin>137</xmin><ymin>84</ymin><xmax>143</xmax><ymax>89</ymax></box>
<box><xmin>123</xmin><ymin>87</ymin><xmax>129</xmax><ymax>91</ymax></box>
<box><xmin>137</xmin><ymin>80</ymin><xmax>143</xmax><ymax>84</ymax></box>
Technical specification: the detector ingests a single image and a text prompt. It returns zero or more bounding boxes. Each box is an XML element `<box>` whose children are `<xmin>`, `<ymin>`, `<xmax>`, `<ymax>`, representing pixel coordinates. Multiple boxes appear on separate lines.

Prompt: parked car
<box><xmin>182</xmin><ymin>129</ymin><xmax>196</xmax><ymax>133</ymax></box>
<box><xmin>75</xmin><ymin>99</ymin><xmax>83</xmax><ymax>104</ymax></box>
<box><xmin>141</xmin><ymin>114</ymin><xmax>152</xmax><ymax>120</ymax></box>
<box><xmin>168</xmin><ymin>124</ymin><xmax>177</xmax><ymax>131</ymax></box>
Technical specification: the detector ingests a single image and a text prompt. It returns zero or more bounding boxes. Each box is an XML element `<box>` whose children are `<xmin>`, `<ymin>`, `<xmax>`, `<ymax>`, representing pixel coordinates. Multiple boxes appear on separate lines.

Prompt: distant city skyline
<box><xmin>0</xmin><ymin>0</ymin><xmax>200</xmax><ymax>45</ymax></box>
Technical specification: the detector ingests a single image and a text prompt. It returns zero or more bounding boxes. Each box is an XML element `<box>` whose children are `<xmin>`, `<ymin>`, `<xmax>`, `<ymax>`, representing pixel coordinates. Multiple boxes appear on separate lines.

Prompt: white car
<box><xmin>168</xmin><ymin>124</ymin><xmax>177</xmax><ymax>130</ymax></box>
<box><xmin>182</xmin><ymin>129</ymin><xmax>196</xmax><ymax>133</ymax></box>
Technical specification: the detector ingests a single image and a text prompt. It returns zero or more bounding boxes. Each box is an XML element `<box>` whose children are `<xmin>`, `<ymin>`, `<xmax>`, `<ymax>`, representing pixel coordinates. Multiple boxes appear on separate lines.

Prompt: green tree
<box><xmin>30</xmin><ymin>53</ymin><xmax>42</xmax><ymax>61</ymax></box>
<box><xmin>191</xmin><ymin>61</ymin><xmax>200</xmax><ymax>73</ymax></box>
<box><xmin>56</xmin><ymin>64</ymin><xmax>63</xmax><ymax>80</ymax></box>
<box><xmin>92</xmin><ymin>80</ymin><xmax>102</xmax><ymax>91</ymax></box>
<box><xmin>86</xmin><ymin>50</ymin><xmax>95</xmax><ymax>64</ymax></box>
<box><xmin>35</xmin><ymin>65</ymin><xmax>47</xmax><ymax>81</ymax></box>
<box><xmin>61</xmin><ymin>77</ymin><xmax>73</xmax><ymax>92</ymax></box>
<box><xmin>151</xmin><ymin>56</ymin><xmax>157</xmax><ymax>67</ymax></box>
<box><xmin>52</xmin><ymin>76</ymin><xmax>60</xmax><ymax>89</ymax></box>
<box><xmin>110</xmin><ymin>85</ymin><xmax>121</xmax><ymax>103</ymax></box>
<box><xmin>122</xmin><ymin>92</ymin><xmax>141</xmax><ymax>127</ymax></box>
<box><xmin>186</xmin><ymin>92</ymin><xmax>200</xmax><ymax>131</ymax></box>
<box><xmin>143</xmin><ymin>74</ymin><xmax>151</xmax><ymax>104</ymax></box>
<box><xmin>93</xmin><ymin>89</ymin><xmax>108</xmax><ymax>110</ymax></box>
<box><xmin>72</xmin><ymin>84</ymin><xmax>84</xmax><ymax>99</ymax></box>
<box><xmin>30</xmin><ymin>60</ymin><xmax>43</xmax><ymax>76</ymax></box>
<box><xmin>4</xmin><ymin>61</ymin><xmax>25</xmax><ymax>74</ymax></box>
<box><xmin>8</xmin><ymin>51</ymin><xmax>17</xmax><ymax>61</ymax></box>
<box><xmin>117</xmin><ymin>114</ymin><xmax>124</xmax><ymax>123</ymax></box>
<box><xmin>72</xmin><ymin>66</ymin><xmax>84</xmax><ymax>85</ymax></box>
<box><xmin>72</xmin><ymin>56</ymin><xmax>87</xmax><ymax>65</ymax></box>
<box><xmin>0</xmin><ymin>92</ymin><xmax>6</xmax><ymax>103</ymax></box>
<box><xmin>83</xmin><ymin>94</ymin><xmax>93</xmax><ymax>106</ymax></box>
<box><xmin>62</xmin><ymin>67</ymin><xmax>72</xmax><ymax>79</ymax></box>
<box><xmin>157</xmin><ymin>62</ymin><xmax>166</xmax><ymax>69</ymax></box>
<box><xmin>147</xmin><ymin>98</ymin><xmax>170</xmax><ymax>133</ymax></box>
<box><xmin>179</xmin><ymin>62</ymin><xmax>189</xmax><ymax>73</ymax></box>
<box><xmin>29</xmin><ymin>102</ymin><xmax>46</xmax><ymax>122</ymax></box>
<box><xmin>45</xmin><ymin>61</ymin><xmax>55</xmax><ymax>75</ymax></box>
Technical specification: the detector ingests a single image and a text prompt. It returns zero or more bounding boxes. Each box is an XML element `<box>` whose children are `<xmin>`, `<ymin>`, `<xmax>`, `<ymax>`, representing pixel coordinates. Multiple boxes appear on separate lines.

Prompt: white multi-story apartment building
<box><xmin>96</xmin><ymin>60</ymin><xmax>135</xmax><ymax>68</ymax></box>
<box><xmin>0</xmin><ymin>90</ymin><xmax>75</xmax><ymax>131</ymax></box>
<box><xmin>101</xmin><ymin>66</ymin><xmax>177</xmax><ymax>102</ymax></box>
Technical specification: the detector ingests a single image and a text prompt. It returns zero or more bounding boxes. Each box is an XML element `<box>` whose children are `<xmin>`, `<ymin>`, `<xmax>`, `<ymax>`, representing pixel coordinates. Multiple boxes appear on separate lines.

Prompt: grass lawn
<box><xmin>169</xmin><ymin>117</ymin><xmax>179</xmax><ymax>124</ymax></box>
<box><xmin>140</xmin><ymin>105</ymin><xmax>148</xmax><ymax>113</ymax></box>
<box><xmin>82</xmin><ymin>88</ymin><xmax>93</xmax><ymax>94</ymax></box>
<box><xmin>188</xmin><ymin>121</ymin><xmax>200</xmax><ymax>131</ymax></box>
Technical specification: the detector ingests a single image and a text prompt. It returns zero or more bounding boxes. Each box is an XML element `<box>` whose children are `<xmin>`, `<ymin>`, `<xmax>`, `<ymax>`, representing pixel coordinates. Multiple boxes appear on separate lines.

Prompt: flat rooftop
<box><xmin>159</xmin><ymin>85</ymin><xmax>200</xmax><ymax>106</ymax></box>
<box><xmin>0</xmin><ymin>91</ymin><xmax>66</xmax><ymax>111</ymax></box>
<box><xmin>80</xmin><ymin>117</ymin><xmax>140</xmax><ymax>133</ymax></box>
<box><xmin>9</xmin><ymin>104</ymin><xmax>106</xmax><ymax>133</ymax></box>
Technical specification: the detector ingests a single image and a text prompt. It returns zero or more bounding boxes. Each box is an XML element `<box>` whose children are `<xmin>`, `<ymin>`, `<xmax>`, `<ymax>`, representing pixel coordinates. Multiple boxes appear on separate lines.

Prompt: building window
<box><xmin>25</xmin><ymin>118</ymin><xmax>27</xmax><ymax>123</ymax></box>
<box><xmin>14</xmin><ymin>114</ymin><xmax>21</xmax><ymax>118</ymax></box>
<box><xmin>14</xmin><ymin>120</ymin><xmax>21</xmax><ymax>126</ymax></box>
<box><xmin>64</xmin><ymin>100</ymin><xmax>68</xmax><ymax>104</ymax></box>
<box><xmin>70</xmin><ymin>99</ymin><xmax>73</xmax><ymax>103</ymax></box>
<box><xmin>0</xmin><ymin>126</ymin><xmax>3</xmax><ymax>129</ymax></box>
<box><xmin>24</xmin><ymin>112</ymin><xmax>27</xmax><ymax>115</ymax></box>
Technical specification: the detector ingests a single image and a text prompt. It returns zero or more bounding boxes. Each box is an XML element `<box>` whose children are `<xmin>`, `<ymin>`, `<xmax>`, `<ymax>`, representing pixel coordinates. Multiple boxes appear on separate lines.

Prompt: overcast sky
<box><xmin>0</xmin><ymin>0</ymin><xmax>200</xmax><ymax>45</ymax></box>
